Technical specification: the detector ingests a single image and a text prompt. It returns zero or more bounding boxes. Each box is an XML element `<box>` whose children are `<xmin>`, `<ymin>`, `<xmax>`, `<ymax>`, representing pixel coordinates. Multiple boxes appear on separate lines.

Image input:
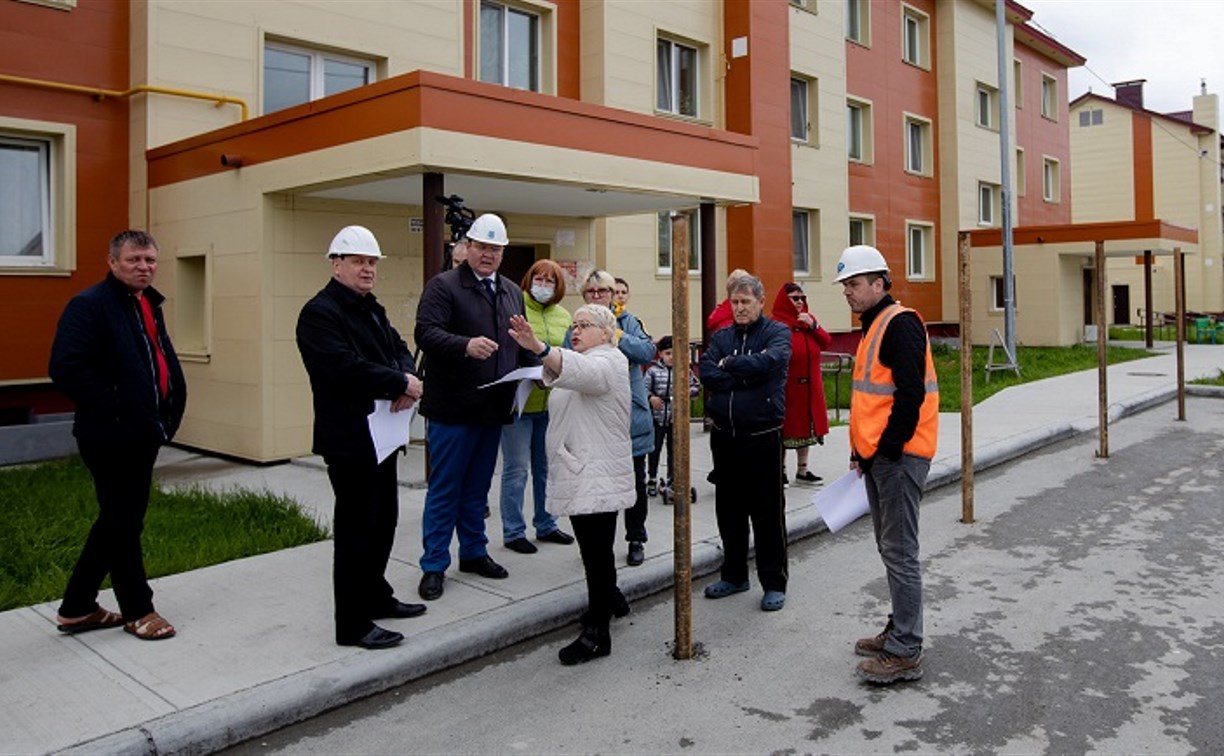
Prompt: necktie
<box><xmin>483</xmin><ymin>278</ymin><xmax>496</xmax><ymax>301</ymax></box>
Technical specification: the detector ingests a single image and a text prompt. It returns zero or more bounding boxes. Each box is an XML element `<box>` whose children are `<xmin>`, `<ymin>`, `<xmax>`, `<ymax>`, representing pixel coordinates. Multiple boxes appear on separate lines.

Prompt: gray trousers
<box><xmin>865</xmin><ymin>453</ymin><xmax>930</xmax><ymax>658</ymax></box>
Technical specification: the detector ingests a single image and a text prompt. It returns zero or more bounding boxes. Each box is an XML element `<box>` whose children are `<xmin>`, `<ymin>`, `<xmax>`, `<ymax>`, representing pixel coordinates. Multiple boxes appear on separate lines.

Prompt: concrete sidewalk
<box><xmin>2</xmin><ymin>345</ymin><xmax>1221</xmax><ymax>755</ymax></box>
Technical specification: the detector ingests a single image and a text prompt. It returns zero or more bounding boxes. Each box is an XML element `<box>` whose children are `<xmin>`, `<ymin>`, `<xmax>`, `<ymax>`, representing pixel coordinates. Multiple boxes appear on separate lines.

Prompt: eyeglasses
<box><xmin>571</xmin><ymin>321</ymin><xmax>601</xmax><ymax>332</ymax></box>
<box><xmin>788</xmin><ymin>294</ymin><xmax>807</xmax><ymax>302</ymax></box>
<box><xmin>585</xmin><ymin>287</ymin><xmax>612</xmax><ymax>295</ymax></box>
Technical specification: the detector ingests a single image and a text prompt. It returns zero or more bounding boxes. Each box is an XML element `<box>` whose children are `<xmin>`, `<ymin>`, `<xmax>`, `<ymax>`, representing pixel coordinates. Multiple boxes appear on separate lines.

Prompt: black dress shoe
<box><xmin>627</xmin><ymin>541</ymin><xmax>645</xmax><ymax>566</ymax></box>
<box><xmin>611</xmin><ymin>589</ymin><xmax>631</xmax><ymax>619</ymax></box>
<box><xmin>419</xmin><ymin>571</ymin><xmax>445</xmax><ymax>601</ymax></box>
<box><xmin>558</xmin><ymin>625</ymin><xmax>611</xmax><ymax>665</ymax></box>
<box><xmin>339</xmin><ymin>625</ymin><xmax>403</xmax><ymax>650</ymax></box>
<box><xmin>538</xmin><ymin>529</ymin><xmax>575</xmax><ymax>545</ymax></box>
<box><xmin>458</xmin><ymin>556</ymin><xmax>509</xmax><ymax>579</ymax></box>
<box><xmin>371</xmin><ymin>600</ymin><xmax>427</xmax><ymax>619</ymax></box>
<box><xmin>505</xmin><ymin>538</ymin><xmax>538</xmax><ymax>554</ymax></box>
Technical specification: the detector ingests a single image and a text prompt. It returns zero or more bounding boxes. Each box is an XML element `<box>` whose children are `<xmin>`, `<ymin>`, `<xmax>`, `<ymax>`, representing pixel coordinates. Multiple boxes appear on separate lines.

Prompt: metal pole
<box><xmin>996</xmin><ymin>0</ymin><xmax>1016</xmax><ymax>358</ymax></box>
<box><xmin>1143</xmin><ymin>250</ymin><xmax>1154</xmax><ymax>347</ymax></box>
<box><xmin>671</xmin><ymin>213</ymin><xmax>693</xmax><ymax>660</ymax></box>
<box><xmin>1174</xmin><ymin>247</ymin><xmax>1186</xmax><ymax>421</ymax></box>
<box><xmin>958</xmin><ymin>233</ymin><xmax>975</xmax><ymax>524</ymax></box>
<box><xmin>1095</xmin><ymin>240</ymin><xmax>1108</xmax><ymax>458</ymax></box>
<box><xmin>423</xmin><ymin>173</ymin><xmax>445</xmax><ymax>283</ymax></box>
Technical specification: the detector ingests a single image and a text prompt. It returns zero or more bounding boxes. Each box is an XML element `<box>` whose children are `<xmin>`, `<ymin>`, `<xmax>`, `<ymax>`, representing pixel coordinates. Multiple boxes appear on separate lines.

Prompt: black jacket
<box><xmin>699</xmin><ymin>315</ymin><xmax>791</xmax><ymax>437</ymax></box>
<box><xmin>49</xmin><ymin>272</ymin><xmax>187</xmax><ymax>445</ymax></box>
<box><xmin>414</xmin><ymin>262</ymin><xmax>537</xmax><ymax>425</ymax></box>
<box><xmin>296</xmin><ymin>278</ymin><xmax>416</xmax><ymax>461</ymax></box>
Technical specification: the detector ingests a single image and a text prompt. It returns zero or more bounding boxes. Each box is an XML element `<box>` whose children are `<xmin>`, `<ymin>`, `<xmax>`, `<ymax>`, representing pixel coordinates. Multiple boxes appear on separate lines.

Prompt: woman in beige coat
<box><xmin>507</xmin><ymin>303</ymin><xmax>633</xmax><ymax>665</ymax></box>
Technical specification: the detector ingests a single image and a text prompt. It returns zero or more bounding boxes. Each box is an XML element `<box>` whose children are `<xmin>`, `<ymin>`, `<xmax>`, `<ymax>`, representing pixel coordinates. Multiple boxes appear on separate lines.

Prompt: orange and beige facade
<box><xmin>3</xmin><ymin>0</ymin><xmax>1110</xmax><ymax>461</ymax></box>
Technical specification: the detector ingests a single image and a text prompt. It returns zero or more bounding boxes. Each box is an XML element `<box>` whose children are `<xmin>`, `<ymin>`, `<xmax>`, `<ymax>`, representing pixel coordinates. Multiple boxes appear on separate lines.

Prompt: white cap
<box><xmin>465</xmin><ymin>213</ymin><xmax>509</xmax><ymax>246</ymax></box>
<box><xmin>834</xmin><ymin>245</ymin><xmax>889</xmax><ymax>283</ymax></box>
<box><xmin>327</xmin><ymin>225</ymin><xmax>383</xmax><ymax>258</ymax></box>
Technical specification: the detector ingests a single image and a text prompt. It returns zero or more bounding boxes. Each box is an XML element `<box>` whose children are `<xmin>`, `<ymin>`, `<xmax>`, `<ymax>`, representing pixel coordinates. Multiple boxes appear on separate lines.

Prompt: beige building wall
<box><xmin>971</xmin><ymin>243</ymin><xmax>1091</xmax><ymax>346</ymax></box>
<box><xmin>1192</xmin><ymin>92</ymin><xmax>1223</xmax><ymax>313</ymax></box>
<box><xmin>1069</xmin><ymin>102</ymin><xmax>1134</xmax><ymax>223</ymax></box>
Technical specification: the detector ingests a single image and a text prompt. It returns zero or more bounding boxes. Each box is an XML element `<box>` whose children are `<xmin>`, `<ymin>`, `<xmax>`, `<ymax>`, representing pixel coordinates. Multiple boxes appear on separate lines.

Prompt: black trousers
<box><xmin>648</xmin><ymin>423</ymin><xmax>674</xmax><ymax>481</ymax></box>
<box><xmin>711</xmin><ymin>428</ymin><xmax>788</xmax><ymax>592</ymax></box>
<box><xmin>623</xmin><ymin>455</ymin><xmax>648</xmax><ymax>542</ymax></box>
<box><xmin>571</xmin><ymin>510</ymin><xmax>619</xmax><ymax>629</ymax></box>
<box><xmin>327</xmin><ymin>454</ymin><xmax>400</xmax><ymax>643</ymax></box>
<box><xmin>60</xmin><ymin>440</ymin><xmax>160</xmax><ymax>622</ymax></box>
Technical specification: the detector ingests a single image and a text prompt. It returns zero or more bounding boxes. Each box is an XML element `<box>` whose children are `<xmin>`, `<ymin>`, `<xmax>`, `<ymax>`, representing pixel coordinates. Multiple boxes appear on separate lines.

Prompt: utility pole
<box><xmin>996</xmin><ymin>0</ymin><xmax>1017</xmax><ymax>358</ymax></box>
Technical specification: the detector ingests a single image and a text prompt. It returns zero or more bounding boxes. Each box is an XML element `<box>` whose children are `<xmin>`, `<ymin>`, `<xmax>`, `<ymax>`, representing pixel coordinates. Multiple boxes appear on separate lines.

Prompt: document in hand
<box><xmin>367</xmin><ymin>399</ymin><xmax>415</xmax><ymax>464</ymax></box>
<box><xmin>811</xmin><ymin>470</ymin><xmax>870</xmax><ymax>533</ymax></box>
<box><xmin>477</xmin><ymin>365</ymin><xmax>545</xmax><ymax>418</ymax></box>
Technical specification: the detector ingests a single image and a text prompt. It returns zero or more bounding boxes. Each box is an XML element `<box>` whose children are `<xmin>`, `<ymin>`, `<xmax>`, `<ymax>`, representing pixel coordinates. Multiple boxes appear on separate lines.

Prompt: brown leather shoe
<box><xmin>856</xmin><ymin>651</ymin><xmax>923</xmax><ymax>684</ymax></box>
<box><xmin>854</xmin><ymin>618</ymin><xmax>894</xmax><ymax>657</ymax></box>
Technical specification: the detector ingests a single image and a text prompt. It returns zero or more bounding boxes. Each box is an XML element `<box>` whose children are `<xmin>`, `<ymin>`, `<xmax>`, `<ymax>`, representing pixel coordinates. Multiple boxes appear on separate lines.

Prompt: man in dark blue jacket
<box><xmin>698</xmin><ymin>274</ymin><xmax>792</xmax><ymax>612</ymax></box>
<box><xmin>297</xmin><ymin>225</ymin><xmax>426</xmax><ymax>650</ymax></box>
<box><xmin>49</xmin><ymin>230</ymin><xmax>186</xmax><ymax>641</ymax></box>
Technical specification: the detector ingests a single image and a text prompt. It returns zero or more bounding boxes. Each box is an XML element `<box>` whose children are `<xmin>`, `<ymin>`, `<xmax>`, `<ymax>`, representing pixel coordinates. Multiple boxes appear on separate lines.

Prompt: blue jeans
<box><xmin>864</xmin><ymin>454</ymin><xmax>930</xmax><ymax>658</ymax></box>
<box><xmin>420</xmin><ymin>421</ymin><xmax>501</xmax><ymax>573</ymax></box>
<box><xmin>499</xmin><ymin>411</ymin><xmax>558</xmax><ymax>542</ymax></box>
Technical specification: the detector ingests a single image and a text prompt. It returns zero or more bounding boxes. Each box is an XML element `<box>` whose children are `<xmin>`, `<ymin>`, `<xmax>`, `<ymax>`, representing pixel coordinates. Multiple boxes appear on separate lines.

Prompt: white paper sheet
<box><xmin>811</xmin><ymin>470</ymin><xmax>870</xmax><ymax>533</ymax></box>
<box><xmin>477</xmin><ymin>365</ymin><xmax>544</xmax><ymax>389</ymax></box>
<box><xmin>367</xmin><ymin>399</ymin><xmax>415</xmax><ymax>464</ymax></box>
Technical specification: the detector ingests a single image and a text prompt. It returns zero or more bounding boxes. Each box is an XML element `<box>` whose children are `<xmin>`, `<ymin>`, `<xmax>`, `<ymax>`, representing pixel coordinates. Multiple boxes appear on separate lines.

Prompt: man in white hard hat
<box><xmin>414</xmin><ymin>213</ymin><xmax>535</xmax><ymax>601</ymax></box>
<box><xmin>834</xmin><ymin>245</ymin><xmax>939</xmax><ymax>684</ymax></box>
<box><xmin>297</xmin><ymin>225</ymin><xmax>426</xmax><ymax>650</ymax></box>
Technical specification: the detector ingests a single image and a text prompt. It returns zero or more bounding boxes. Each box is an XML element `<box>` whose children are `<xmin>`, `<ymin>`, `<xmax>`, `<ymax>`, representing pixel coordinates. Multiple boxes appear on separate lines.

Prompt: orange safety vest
<box><xmin>849</xmin><ymin>303</ymin><xmax>939</xmax><ymax>460</ymax></box>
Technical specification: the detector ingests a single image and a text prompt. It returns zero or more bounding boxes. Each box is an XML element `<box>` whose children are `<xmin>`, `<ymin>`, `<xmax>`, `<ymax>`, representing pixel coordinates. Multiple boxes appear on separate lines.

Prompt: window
<box><xmin>901</xmin><ymin>6</ymin><xmax>929</xmax><ymax>67</ymax></box>
<box><xmin>1078</xmin><ymin>108</ymin><xmax>1104</xmax><ymax>127</ymax></box>
<box><xmin>847</xmin><ymin>98</ymin><xmax>873</xmax><ymax>162</ymax></box>
<box><xmin>978</xmin><ymin>182</ymin><xmax>998</xmax><ymax>226</ymax></box>
<box><xmin>849</xmin><ymin>215</ymin><xmax>875</xmax><ymax>247</ymax></box>
<box><xmin>657</xmin><ymin>37</ymin><xmax>699</xmax><ymax>117</ymax></box>
<box><xmin>906</xmin><ymin>222</ymin><xmax>933</xmax><ymax>280</ymax></box>
<box><xmin>1016</xmin><ymin>148</ymin><xmax>1026</xmax><ymax>197</ymax></box>
<box><xmin>176</xmin><ymin>250</ymin><xmax>211</xmax><ymax>356</ymax></box>
<box><xmin>990</xmin><ymin>275</ymin><xmax>1017</xmax><ymax>310</ymax></box>
<box><xmin>657</xmin><ymin>210</ymin><xmax>701</xmax><ymax>272</ymax></box>
<box><xmin>0</xmin><ymin>120</ymin><xmax>75</xmax><ymax>272</ymax></box>
<box><xmin>976</xmin><ymin>83</ymin><xmax>998</xmax><ymax>129</ymax></box>
<box><xmin>480</xmin><ymin>1</ymin><xmax>540</xmax><ymax>91</ymax></box>
<box><xmin>904</xmin><ymin>115</ymin><xmax>931</xmax><ymax>175</ymax></box>
<box><xmin>1043</xmin><ymin>156</ymin><xmax>1061</xmax><ymax>202</ymax></box>
<box><xmin>1041</xmin><ymin>74</ymin><xmax>1057</xmax><ymax>120</ymax></box>
<box><xmin>792</xmin><ymin>209</ymin><xmax>820</xmax><ymax>276</ymax></box>
<box><xmin>790</xmin><ymin>75</ymin><xmax>818</xmax><ymax>143</ymax></box>
<box><xmin>264</xmin><ymin>41</ymin><xmax>373</xmax><ymax>114</ymax></box>
<box><xmin>1013</xmin><ymin>59</ymin><xmax>1023</xmax><ymax>108</ymax></box>
<box><xmin>846</xmin><ymin>0</ymin><xmax>869</xmax><ymax>44</ymax></box>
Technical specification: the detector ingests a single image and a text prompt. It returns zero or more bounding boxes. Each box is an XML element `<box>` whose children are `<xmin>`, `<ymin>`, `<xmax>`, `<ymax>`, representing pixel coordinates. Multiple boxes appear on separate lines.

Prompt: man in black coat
<box><xmin>413</xmin><ymin>213</ymin><xmax>537</xmax><ymax>601</ymax></box>
<box><xmin>296</xmin><ymin>225</ymin><xmax>426</xmax><ymax>650</ymax></box>
<box><xmin>49</xmin><ymin>229</ymin><xmax>187</xmax><ymax>641</ymax></box>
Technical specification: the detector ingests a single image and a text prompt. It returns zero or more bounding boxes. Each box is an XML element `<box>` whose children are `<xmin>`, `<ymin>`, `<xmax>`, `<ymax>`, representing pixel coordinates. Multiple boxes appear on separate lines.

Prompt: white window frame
<box><xmin>903</xmin><ymin>113</ymin><xmax>932</xmax><ymax>176</ymax></box>
<box><xmin>479</xmin><ymin>0</ymin><xmax>542</xmax><ymax>92</ymax></box>
<box><xmin>976</xmin><ymin>82</ymin><xmax>998</xmax><ymax>130</ymax></box>
<box><xmin>657</xmin><ymin>210</ymin><xmax>701</xmax><ymax>274</ymax></box>
<box><xmin>847</xmin><ymin>97</ymin><xmax>873</xmax><ymax>163</ymax></box>
<box><xmin>846</xmin><ymin>0</ymin><xmax>870</xmax><ymax>45</ymax></box>
<box><xmin>1077</xmin><ymin>108</ymin><xmax>1104</xmax><ymax>127</ymax></box>
<box><xmin>657</xmin><ymin>35</ymin><xmax>700</xmax><ymax>118</ymax></box>
<box><xmin>1042</xmin><ymin>156</ymin><xmax>1061</xmax><ymax>202</ymax></box>
<box><xmin>849</xmin><ymin>214</ymin><xmax>875</xmax><ymax>247</ymax></box>
<box><xmin>1013</xmin><ymin>59</ymin><xmax>1023</xmax><ymax>109</ymax></box>
<box><xmin>790</xmin><ymin>74</ymin><xmax>818</xmax><ymax>144</ymax></box>
<box><xmin>901</xmin><ymin>5</ymin><xmax>929</xmax><ymax>68</ymax></box>
<box><xmin>905</xmin><ymin>221</ymin><xmax>934</xmax><ymax>281</ymax></box>
<box><xmin>175</xmin><ymin>247</ymin><xmax>213</xmax><ymax>359</ymax></box>
<box><xmin>978</xmin><ymin>182</ymin><xmax>999</xmax><ymax>226</ymax></box>
<box><xmin>263</xmin><ymin>40</ymin><xmax>374</xmax><ymax>115</ymax></box>
<box><xmin>1016</xmin><ymin>148</ymin><xmax>1026</xmax><ymax>197</ymax></box>
<box><xmin>0</xmin><ymin>117</ymin><xmax>76</xmax><ymax>274</ymax></box>
<box><xmin>1041</xmin><ymin>73</ymin><xmax>1058</xmax><ymax>120</ymax></box>
<box><xmin>990</xmin><ymin>275</ymin><xmax>1017</xmax><ymax>311</ymax></box>
<box><xmin>792</xmin><ymin>208</ymin><xmax>821</xmax><ymax>277</ymax></box>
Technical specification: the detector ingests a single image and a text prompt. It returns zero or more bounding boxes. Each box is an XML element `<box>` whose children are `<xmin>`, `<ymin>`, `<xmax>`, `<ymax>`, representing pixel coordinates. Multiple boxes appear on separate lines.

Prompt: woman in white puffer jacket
<box><xmin>507</xmin><ymin>303</ymin><xmax>633</xmax><ymax>665</ymax></box>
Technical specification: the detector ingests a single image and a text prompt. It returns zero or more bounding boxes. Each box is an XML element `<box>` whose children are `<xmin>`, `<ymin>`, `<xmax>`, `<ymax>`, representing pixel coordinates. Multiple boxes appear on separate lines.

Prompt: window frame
<box><xmin>174</xmin><ymin>247</ymin><xmax>213</xmax><ymax>360</ymax></box>
<box><xmin>1040</xmin><ymin>73</ymin><xmax>1058</xmax><ymax>120</ymax></box>
<box><xmin>792</xmin><ymin>208</ymin><xmax>821</xmax><ymax>277</ymax></box>
<box><xmin>846</xmin><ymin>0</ymin><xmax>870</xmax><ymax>46</ymax></box>
<box><xmin>990</xmin><ymin>274</ymin><xmax>1018</xmax><ymax>311</ymax></box>
<box><xmin>978</xmin><ymin>181</ymin><xmax>999</xmax><ymax>226</ymax></box>
<box><xmin>479</xmin><ymin>0</ymin><xmax>542</xmax><ymax>92</ymax></box>
<box><xmin>905</xmin><ymin>221</ymin><xmax>934</xmax><ymax>281</ymax></box>
<box><xmin>847</xmin><ymin>97</ymin><xmax>873</xmax><ymax>163</ymax></box>
<box><xmin>263</xmin><ymin>39</ymin><xmax>374</xmax><ymax>115</ymax></box>
<box><xmin>1042</xmin><ymin>156</ymin><xmax>1061</xmax><ymax>203</ymax></box>
<box><xmin>1013</xmin><ymin>59</ymin><xmax>1023</xmax><ymax>109</ymax></box>
<box><xmin>790</xmin><ymin>74</ymin><xmax>818</xmax><ymax>144</ymax></box>
<box><xmin>657</xmin><ymin>209</ymin><xmax>701</xmax><ymax>274</ymax></box>
<box><xmin>848</xmin><ymin>214</ymin><xmax>875</xmax><ymax>247</ymax></box>
<box><xmin>900</xmin><ymin>4</ymin><xmax>929</xmax><ymax>68</ymax></box>
<box><xmin>1016</xmin><ymin>147</ymin><xmax>1026</xmax><ymax>197</ymax></box>
<box><xmin>976</xmin><ymin>82</ymin><xmax>998</xmax><ymax>130</ymax></box>
<box><xmin>0</xmin><ymin>117</ymin><xmax>76</xmax><ymax>275</ymax></box>
<box><xmin>656</xmin><ymin>35</ymin><xmax>701</xmax><ymax>119</ymax></box>
<box><xmin>903</xmin><ymin>113</ymin><xmax>932</xmax><ymax>176</ymax></box>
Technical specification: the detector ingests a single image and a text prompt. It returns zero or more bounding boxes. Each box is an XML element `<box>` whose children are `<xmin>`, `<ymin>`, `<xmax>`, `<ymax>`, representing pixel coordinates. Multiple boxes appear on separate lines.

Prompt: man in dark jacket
<box><xmin>698</xmin><ymin>273</ymin><xmax>792</xmax><ymax>613</ymax></box>
<box><xmin>49</xmin><ymin>230</ymin><xmax>186</xmax><ymax>641</ymax></box>
<box><xmin>414</xmin><ymin>213</ymin><xmax>536</xmax><ymax>601</ymax></box>
<box><xmin>297</xmin><ymin>225</ymin><xmax>427</xmax><ymax>650</ymax></box>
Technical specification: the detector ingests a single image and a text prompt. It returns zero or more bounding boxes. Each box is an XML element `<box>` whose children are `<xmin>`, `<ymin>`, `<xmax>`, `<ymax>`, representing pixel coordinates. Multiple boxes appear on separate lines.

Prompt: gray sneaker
<box><xmin>856</xmin><ymin>651</ymin><xmax>923</xmax><ymax>684</ymax></box>
<box><xmin>854</xmin><ymin>618</ymin><xmax>894</xmax><ymax>657</ymax></box>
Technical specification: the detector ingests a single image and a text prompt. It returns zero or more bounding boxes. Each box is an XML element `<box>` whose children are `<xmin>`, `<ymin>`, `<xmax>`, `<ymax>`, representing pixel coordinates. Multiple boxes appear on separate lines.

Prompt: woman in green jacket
<box><xmin>499</xmin><ymin>259</ymin><xmax>575</xmax><ymax>553</ymax></box>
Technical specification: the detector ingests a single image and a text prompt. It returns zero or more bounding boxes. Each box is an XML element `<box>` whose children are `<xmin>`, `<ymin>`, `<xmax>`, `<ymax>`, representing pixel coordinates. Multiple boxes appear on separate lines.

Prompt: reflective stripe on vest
<box><xmin>849</xmin><ymin>303</ymin><xmax>939</xmax><ymax>460</ymax></box>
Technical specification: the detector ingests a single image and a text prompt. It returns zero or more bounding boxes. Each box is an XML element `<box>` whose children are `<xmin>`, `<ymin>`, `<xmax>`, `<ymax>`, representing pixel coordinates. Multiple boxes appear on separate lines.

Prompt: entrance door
<box><xmin>499</xmin><ymin>244</ymin><xmax>539</xmax><ymax>290</ymax></box>
<box><xmin>1082</xmin><ymin>268</ymin><xmax>1095</xmax><ymax>325</ymax></box>
<box><xmin>1112</xmin><ymin>285</ymin><xmax>1131</xmax><ymax>325</ymax></box>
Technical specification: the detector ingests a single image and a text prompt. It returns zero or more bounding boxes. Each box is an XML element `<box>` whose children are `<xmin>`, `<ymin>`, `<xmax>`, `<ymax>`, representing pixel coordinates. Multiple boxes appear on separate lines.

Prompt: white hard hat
<box><xmin>327</xmin><ymin>225</ymin><xmax>383</xmax><ymax>258</ymax></box>
<box><xmin>834</xmin><ymin>245</ymin><xmax>889</xmax><ymax>283</ymax></box>
<box><xmin>465</xmin><ymin>213</ymin><xmax>509</xmax><ymax>246</ymax></box>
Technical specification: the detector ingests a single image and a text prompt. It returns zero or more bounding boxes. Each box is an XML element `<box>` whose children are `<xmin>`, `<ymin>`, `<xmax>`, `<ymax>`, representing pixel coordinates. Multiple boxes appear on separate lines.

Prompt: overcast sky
<box><xmin>1022</xmin><ymin>0</ymin><xmax>1224</xmax><ymax>114</ymax></box>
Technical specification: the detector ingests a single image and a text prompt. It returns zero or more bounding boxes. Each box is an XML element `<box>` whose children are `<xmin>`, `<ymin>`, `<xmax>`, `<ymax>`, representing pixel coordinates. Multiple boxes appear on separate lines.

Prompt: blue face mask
<box><xmin>530</xmin><ymin>284</ymin><xmax>555</xmax><ymax>304</ymax></box>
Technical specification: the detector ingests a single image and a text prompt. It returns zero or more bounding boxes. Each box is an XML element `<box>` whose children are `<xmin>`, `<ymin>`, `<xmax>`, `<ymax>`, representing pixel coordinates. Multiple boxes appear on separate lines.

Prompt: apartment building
<box><xmin>1</xmin><ymin>0</ymin><xmax>1089</xmax><ymax>461</ymax></box>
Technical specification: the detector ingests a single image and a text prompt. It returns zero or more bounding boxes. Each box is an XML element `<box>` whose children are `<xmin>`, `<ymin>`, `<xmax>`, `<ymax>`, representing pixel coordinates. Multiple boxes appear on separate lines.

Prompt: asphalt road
<box><xmin>229</xmin><ymin>398</ymin><xmax>1224</xmax><ymax>755</ymax></box>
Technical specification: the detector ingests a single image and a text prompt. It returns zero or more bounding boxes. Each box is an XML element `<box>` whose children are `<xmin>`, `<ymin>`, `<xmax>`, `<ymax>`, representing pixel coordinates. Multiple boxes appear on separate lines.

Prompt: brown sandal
<box><xmin>124</xmin><ymin>612</ymin><xmax>176</xmax><ymax>641</ymax></box>
<box><xmin>56</xmin><ymin>606</ymin><xmax>124</xmax><ymax>634</ymax></box>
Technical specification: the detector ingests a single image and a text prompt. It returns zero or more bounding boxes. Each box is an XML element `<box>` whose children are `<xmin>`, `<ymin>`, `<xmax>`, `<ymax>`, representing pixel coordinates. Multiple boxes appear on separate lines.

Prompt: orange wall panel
<box><xmin>1013</xmin><ymin>44</ymin><xmax>1073</xmax><ymax>226</ymax></box>
<box><xmin>1132</xmin><ymin>113</ymin><xmax>1154</xmax><ymax>221</ymax></box>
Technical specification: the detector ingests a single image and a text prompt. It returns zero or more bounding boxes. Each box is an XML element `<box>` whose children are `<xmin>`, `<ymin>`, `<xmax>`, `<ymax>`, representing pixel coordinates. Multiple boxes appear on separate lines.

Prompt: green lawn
<box><xmin>1191</xmin><ymin>369</ymin><xmax>1224</xmax><ymax>387</ymax></box>
<box><xmin>0</xmin><ymin>456</ymin><xmax>328</xmax><ymax>612</ymax></box>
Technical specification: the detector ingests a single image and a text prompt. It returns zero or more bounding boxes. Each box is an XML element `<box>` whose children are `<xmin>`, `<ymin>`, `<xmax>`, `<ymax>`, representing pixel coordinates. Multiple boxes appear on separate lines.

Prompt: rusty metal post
<box><xmin>958</xmin><ymin>233</ymin><xmax>974</xmax><ymax>523</ymax></box>
<box><xmin>670</xmin><ymin>213</ymin><xmax>693</xmax><ymax>660</ymax></box>
<box><xmin>1174</xmin><ymin>247</ymin><xmax>1186</xmax><ymax>421</ymax></box>
<box><xmin>1095</xmin><ymin>240</ymin><xmax>1109</xmax><ymax>458</ymax></box>
<box><xmin>1143</xmin><ymin>250</ymin><xmax>1154</xmax><ymax>348</ymax></box>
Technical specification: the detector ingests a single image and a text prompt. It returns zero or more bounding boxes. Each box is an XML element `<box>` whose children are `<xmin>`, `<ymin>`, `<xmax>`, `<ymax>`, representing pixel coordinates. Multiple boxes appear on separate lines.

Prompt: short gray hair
<box><xmin>573</xmin><ymin>304</ymin><xmax>618</xmax><ymax>340</ymax></box>
<box><xmin>725</xmin><ymin>268</ymin><xmax>751</xmax><ymax>295</ymax></box>
<box><xmin>727</xmin><ymin>274</ymin><xmax>764</xmax><ymax>301</ymax></box>
<box><xmin>582</xmin><ymin>269</ymin><xmax>616</xmax><ymax>294</ymax></box>
<box><xmin>110</xmin><ymin>230</ymin><xmax>158</xmax><ymax>259</ymax></box>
